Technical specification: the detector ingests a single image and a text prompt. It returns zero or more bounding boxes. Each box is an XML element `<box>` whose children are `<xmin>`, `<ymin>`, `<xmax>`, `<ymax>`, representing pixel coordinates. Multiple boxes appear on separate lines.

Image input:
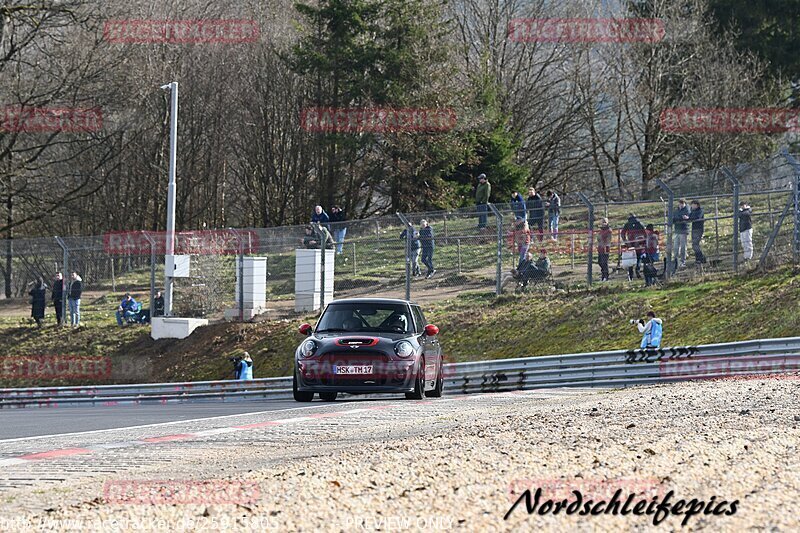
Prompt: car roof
<box><xmin>327</xmin><ymin>298</ymin><xmax>414</xmax><ymax>305</ymax></box>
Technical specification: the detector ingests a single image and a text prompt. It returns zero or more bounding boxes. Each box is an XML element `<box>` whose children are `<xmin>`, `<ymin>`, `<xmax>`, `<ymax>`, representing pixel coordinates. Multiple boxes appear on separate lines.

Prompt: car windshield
<box><xmin>317</xmin><ymin>302</ymin><xmax>413</xmax><ymax>334</ymax></box>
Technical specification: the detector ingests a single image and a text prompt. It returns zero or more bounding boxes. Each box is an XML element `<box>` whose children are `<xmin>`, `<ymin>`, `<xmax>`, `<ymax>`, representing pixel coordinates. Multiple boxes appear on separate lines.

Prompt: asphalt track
<box><xmin>0</xmin><ymin>399</ymin><xmax>374</xmax><ymax>440</ymax></box>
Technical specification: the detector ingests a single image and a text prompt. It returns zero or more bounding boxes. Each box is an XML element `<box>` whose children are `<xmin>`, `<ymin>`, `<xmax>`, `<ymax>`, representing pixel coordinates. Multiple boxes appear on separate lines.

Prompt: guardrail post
<box><xmin>54</xmin><ymin>237</ymin><xmax>68</xmax><ymax>326</ymax></box>
<box><xmin>577</xmin><ymin>193</ymin><xmax>594</xmax><ymax>286</ymax></box>
<box><xmin>488</xmin><ymin>203</ymin><xmax>503</xmax><ymax>295</ymax></box>
<box><xmin>721</xmin><ymin>168</ymin><xmax>740</xmax><ymax>273</ymax></box>
<box><xmin>654</xmin><ymin>179</ymin><xmax>674</xmax><ymax>280</ymax></box>
<box><xmin>396</xmin><ymin>212</ymin><xmax>412</xmax><ymax>301</ymax></box>
<box><xmin>142</xmin><ymin>232</ymin><xmax>157</xmax><ymax>319</ymax></box>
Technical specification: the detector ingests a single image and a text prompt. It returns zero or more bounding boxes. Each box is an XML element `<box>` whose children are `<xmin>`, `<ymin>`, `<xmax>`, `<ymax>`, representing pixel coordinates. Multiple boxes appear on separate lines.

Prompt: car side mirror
<box><xmin>424</xmin><ymin>324</ymin><xmax>439</xmax><ymax>336</ymax></box>
<box><xmin>299</xmin><ymin>323</ymin><xmax>313</xmax><ymax>336</ymax></box>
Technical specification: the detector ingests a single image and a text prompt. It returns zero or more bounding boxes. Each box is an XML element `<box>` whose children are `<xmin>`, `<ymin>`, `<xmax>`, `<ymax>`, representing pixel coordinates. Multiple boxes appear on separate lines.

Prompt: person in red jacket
<box><xmin>507</xmin><ymin>217</ymin><xmax>532</xmax><ymax>263</ymax></box>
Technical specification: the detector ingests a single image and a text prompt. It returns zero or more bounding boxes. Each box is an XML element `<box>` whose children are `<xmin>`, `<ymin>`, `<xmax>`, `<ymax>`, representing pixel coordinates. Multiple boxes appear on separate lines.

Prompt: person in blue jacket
<box><xmin>311</xmin><ymin>205</ymin><xmax>330</xmax><ymax>230</ymax></box>
<box><xmin>634</xmin><ymin>311</ymin><xmax>663</xmax><ymax>349</ymax></box>
<box><xmin>116</xmin><ymin>293</ymin><xmax>140</xmax><ymax>326</ymax></box>
<box><xmin>510</xmin><ymin>191</ymin><xmax>527</xmax><ymax>221</ymax></box>
<box><xmin>237</xmin><ymin>352</ymin><xmax>254</xmax><ymax>380</ymax></box>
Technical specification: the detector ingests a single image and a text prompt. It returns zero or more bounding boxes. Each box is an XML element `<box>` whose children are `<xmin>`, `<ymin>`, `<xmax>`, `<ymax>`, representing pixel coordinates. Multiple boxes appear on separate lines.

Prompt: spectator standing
<box><xmin>29</xmin><ymin>278</ymin><xmax>47</xmax><ymax>328</ymax></box>
<box><xmin>153</xmin><ymin>290</ymin><xmax>165</xmax><ymax>317</ymax></box>
<box><xmin>237</xmin><ymin>352</ymin><xmax>254</xmax><ymax>380</ymax></box>
<box><xmin>597</xmin><ymin>218</ymin><xmax>612</xmax><ymax>282</ymax></box>
<box><xmin>475</xmin><ymin>174</ymin><xmax>491</xmax><ymax>229</ymax></box>
<box><xmin>330</xmin><ymin>205</ymin><xmax>347</xmax><ymax>255</ymax></box>
<box><xmin>621</xmin><ymin>214</ymin><xmax>646</xmax><ymax>280</ymax></box>
<box><xmin>527</xmin><ymin>187</ymin><xmax>545</xmax><ymax>243</ymax></box>
<box><xmin>311</xmin><ymin>205</ymin><xmax>330</xmax><ymax>230</ymax></box>
<box><xmin>510</xmin><ymin>191</ymin><xmax>527</xmax><ymax>221</ymax></box>
<box><xmin>68</xmin><ymin>272</ymin><xmax>82</xmax><ymax>328</ymax></box>
<box><xmin>645</xmin><ymin>224</ymin><xmax>660</xmax><ymax>264</ymax></box>
<box><xmin>546</xmin><ymin>191</ymin><xmax>561</xmax><ymax>241</ymax></box>
<box><xmin>738</xmin><ymin>201</ymin><xmax>754</xmax><ymax>261</ymax></box>
<box><xmin>419</xmin><ymin>219</ymin><xmax>436</xmax><ymax>278</ymax></box>
<box><xmin>116</xmin><ymin>293</ymin><xmax>140</xmax><ymax>326</ymax></box>
<box><xmin>672</xmin><ymin>198</ymin><xmax>690</xmax><ymax>270</ymax></box>
<box><xmin>689</xmin><ymin>200</ymin><xmax>706</xmax><ymax>265</ymax></box>
<box><xmin>507</xmin><ymin>217</ymin><xmax>531</xmax><ymax>263</ymax></box>
<box><xmin>52</xmin><ymin>272</ymin><xmax>64</xmax><ymax>326</ymax></box>
<box><xmin>400</xmin><ymin>225</ymin><xmax>422</xmax><ymax>277</ymax></box>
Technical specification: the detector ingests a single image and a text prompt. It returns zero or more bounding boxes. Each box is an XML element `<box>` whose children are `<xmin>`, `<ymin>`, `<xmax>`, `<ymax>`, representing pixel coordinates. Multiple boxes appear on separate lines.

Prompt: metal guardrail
<box><xmin>2</xmin><ymin>336</ymin><xmax>800</xmax><ymax>408</ymax></box>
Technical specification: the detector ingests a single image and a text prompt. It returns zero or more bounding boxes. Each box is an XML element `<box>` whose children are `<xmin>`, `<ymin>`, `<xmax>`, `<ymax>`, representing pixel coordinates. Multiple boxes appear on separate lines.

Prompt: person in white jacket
<box><xmin>633</xmin><ymin>311</ymin><xmax>663</xmax><ymax>349</ymax></box>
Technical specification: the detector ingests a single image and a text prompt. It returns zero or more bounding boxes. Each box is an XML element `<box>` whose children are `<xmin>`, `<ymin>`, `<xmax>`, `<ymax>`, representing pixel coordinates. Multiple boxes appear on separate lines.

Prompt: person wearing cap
<box><xmin>597</xmin><ymin>217</ymin><xmax>612</xmax><ymax>282</ymax></box>
<box><xmin>475</xmin><ymin>174</ymin><xmax>491</xmax><ymax>229</ymax></box>
<box><xmin>621</xmin><ymin>213</ymin><xmax>646</xmax><ymax>280</ymax></box>
<box><xmin>533</xmin><ymin>248</ymin><xmax>551</xmax><ymax>277</ymax></box>
<box><xmin>737</xmin><ymin>201</ymin><xmax>753</xmax><ymax>261</ymax></box>
<box><xmin>236</xmin><ymin>352</ymin><xmax>254</xmax><ymax>380</ymax></box>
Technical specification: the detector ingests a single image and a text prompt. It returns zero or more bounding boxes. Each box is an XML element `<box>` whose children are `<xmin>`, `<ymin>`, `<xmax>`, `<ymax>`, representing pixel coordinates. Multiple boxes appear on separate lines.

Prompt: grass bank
<box><xmin>0</xmin><ymin>266</ymin><xmax>797</xmax><ymax>386</ymax></box>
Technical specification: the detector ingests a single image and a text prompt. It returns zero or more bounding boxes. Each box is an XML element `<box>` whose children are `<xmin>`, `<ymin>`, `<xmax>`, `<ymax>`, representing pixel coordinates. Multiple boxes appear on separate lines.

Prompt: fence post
<box><xmin>570</xmin><ymin>233</ymin><xmax>575</xmax><ymax>269</ymax></box>
<box><xmin>487</xmin><ymin>203</ymin><xmax>503</xmax><ymax>295</ymax></box>
<box><xmin>577</xmin><ymin>193</ymin><xmax>594</xmax><ymax>286</ymax></box>
<box><xmin>654</xmin><ymin>179</ymin><xmax>674</xmax><ymax>280</ymax></box>
<box><xmin>142</xmin><ymin>232</ymin><xmax>157</xmax><ymax>319</ymax></box>
<box><xmin>457</xmin><ymin>239</ymin><xmax>462</xmax><ymax>274</ymax></box>
<box><xmin>54</xmin><ymin>237</ymin><xmax>68</xmax><ymax>326</ymax></box>
<box><xmin>714</xmin><ymin>196</ymin><xmax>720</xmax><ymax>259</ymax></box>
<box><xmin>229</xmin><ymin>228</ymin><xmax>246</xmax><ymax>320</ymax></box>
<box><xmin>396</xmin><ymin>212</ymin><xmax>412</xmax><ymax>301</ymax></box>
<box><xmin>780</xmin><ymin>148</ymin><xmax>800</xmax><ymax>261</ymax></box>
<box><xmin>352</xmin><ymin>242</ymin><xmax>357</xmax><ymax>275</ymax></box>
<box><xmin>721</xmin><ymin>168</ymin><xmax>740</xmax><ymax>273</ymax></box>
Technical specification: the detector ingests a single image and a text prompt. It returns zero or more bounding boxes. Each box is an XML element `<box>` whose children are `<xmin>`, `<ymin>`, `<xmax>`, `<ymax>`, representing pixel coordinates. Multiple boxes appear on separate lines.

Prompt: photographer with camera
<box><xmin>230</xmin><ymin>352</ymin><xmax>254</xmax><ymax>380</ymax></box>
<box><xmin>631</xmin><ymin>311</ymin><xmax>663</xmax><ymax>349</ymax></box>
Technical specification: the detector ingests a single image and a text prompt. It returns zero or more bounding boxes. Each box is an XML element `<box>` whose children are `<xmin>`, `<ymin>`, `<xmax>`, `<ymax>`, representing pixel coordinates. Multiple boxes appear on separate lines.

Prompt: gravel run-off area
<box><xmin>3</xmin><ymin>376</ymin><xmax>800</xmax><ymax>532</ymax></box>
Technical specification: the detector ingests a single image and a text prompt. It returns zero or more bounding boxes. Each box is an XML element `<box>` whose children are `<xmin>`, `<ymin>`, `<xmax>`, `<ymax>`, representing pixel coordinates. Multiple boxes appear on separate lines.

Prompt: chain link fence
<box><xmin>1</xmin><ymin>155</ymin><xmax>798</xmax><ymax>321</ymax></box>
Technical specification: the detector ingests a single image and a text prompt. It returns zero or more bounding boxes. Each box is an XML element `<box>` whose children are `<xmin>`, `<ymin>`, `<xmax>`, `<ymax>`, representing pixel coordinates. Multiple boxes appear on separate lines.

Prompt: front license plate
<box><xmin>334</xmin><ymin>365</ymin><xmax>373</xmax><ymax>375</ymax></box>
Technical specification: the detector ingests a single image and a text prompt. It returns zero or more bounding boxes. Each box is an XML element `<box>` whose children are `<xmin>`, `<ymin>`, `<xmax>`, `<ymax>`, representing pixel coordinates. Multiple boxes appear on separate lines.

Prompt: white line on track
<box><xmin>0</xmin><ymin>402</ymin><xmax>362</xmax><ymax>444</ymax></box>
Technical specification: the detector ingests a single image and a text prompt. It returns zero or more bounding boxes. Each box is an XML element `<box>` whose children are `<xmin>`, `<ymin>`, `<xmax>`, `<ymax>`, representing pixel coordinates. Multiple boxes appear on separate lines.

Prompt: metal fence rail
<box><xmin>3</xmin><ymin>336</ymin><xmax>798</xmax><ymax>408</ymax></box>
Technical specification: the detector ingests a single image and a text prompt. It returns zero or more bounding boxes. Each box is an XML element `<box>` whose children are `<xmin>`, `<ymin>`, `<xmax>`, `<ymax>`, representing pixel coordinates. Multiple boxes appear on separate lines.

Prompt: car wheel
<box><xmin>319</xmin><ymin>392</ymin><xmax>337</xmax><ymax>402</ymax></box>
<box><xmin>428</xmin><ymin>360</ymin><xmax>444</xmax><ymax>398</ymax></box>
<box><xmin>293</xmin><ymin>370</ymin><xmax>314</xmax><ymax>402</ymax></box>
<box><xmin>405</xmin><ymin>358</ymin><xmax>426</xmax><ymax>400</ymax></box>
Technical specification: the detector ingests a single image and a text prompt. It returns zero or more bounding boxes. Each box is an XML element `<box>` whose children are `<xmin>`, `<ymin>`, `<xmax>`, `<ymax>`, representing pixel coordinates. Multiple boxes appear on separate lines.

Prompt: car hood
<box><xmin>313</xmin><ymin>332</ymin><xmax>413</xmax><ymax>342</ymax></box>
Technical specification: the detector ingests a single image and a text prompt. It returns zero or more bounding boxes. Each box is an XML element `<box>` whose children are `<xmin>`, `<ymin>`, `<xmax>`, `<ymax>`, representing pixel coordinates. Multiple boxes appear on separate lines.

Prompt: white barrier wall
<box><xmin>225</xmin><ymin>257</ymin><xmax>268</xmax><ymax>320</ymax></box>
<box><xmin>295</xmin><ymin>249</ymin><xmax>334</xmax><ymax>312</ymax></box>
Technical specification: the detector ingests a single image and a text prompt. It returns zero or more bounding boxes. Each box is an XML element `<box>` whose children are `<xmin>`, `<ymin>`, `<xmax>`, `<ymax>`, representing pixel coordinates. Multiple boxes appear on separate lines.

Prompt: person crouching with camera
<box><xmin>631</xmin><ymin>311</ymin><xmax>663</xmax><ymax>349</ymax></box>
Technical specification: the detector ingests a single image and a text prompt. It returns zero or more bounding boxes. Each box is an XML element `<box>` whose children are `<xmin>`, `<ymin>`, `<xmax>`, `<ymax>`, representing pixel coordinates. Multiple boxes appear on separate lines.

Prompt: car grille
<box><xmin>318</xmin><ymin>351</ymin><xmax>394</xmax><ymax>387</ymax></box>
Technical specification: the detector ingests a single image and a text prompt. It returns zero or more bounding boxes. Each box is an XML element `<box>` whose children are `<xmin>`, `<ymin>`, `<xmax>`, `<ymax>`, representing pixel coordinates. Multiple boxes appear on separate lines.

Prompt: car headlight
<box><xmin>395</xmin><ymin>341</ymin><xmax>414</xmax><ymax>358</ymax></box>
<box><xmin>300</xmin><ymin>340</ymin><xmax>317</xmax><ymax>358</ymax></box>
